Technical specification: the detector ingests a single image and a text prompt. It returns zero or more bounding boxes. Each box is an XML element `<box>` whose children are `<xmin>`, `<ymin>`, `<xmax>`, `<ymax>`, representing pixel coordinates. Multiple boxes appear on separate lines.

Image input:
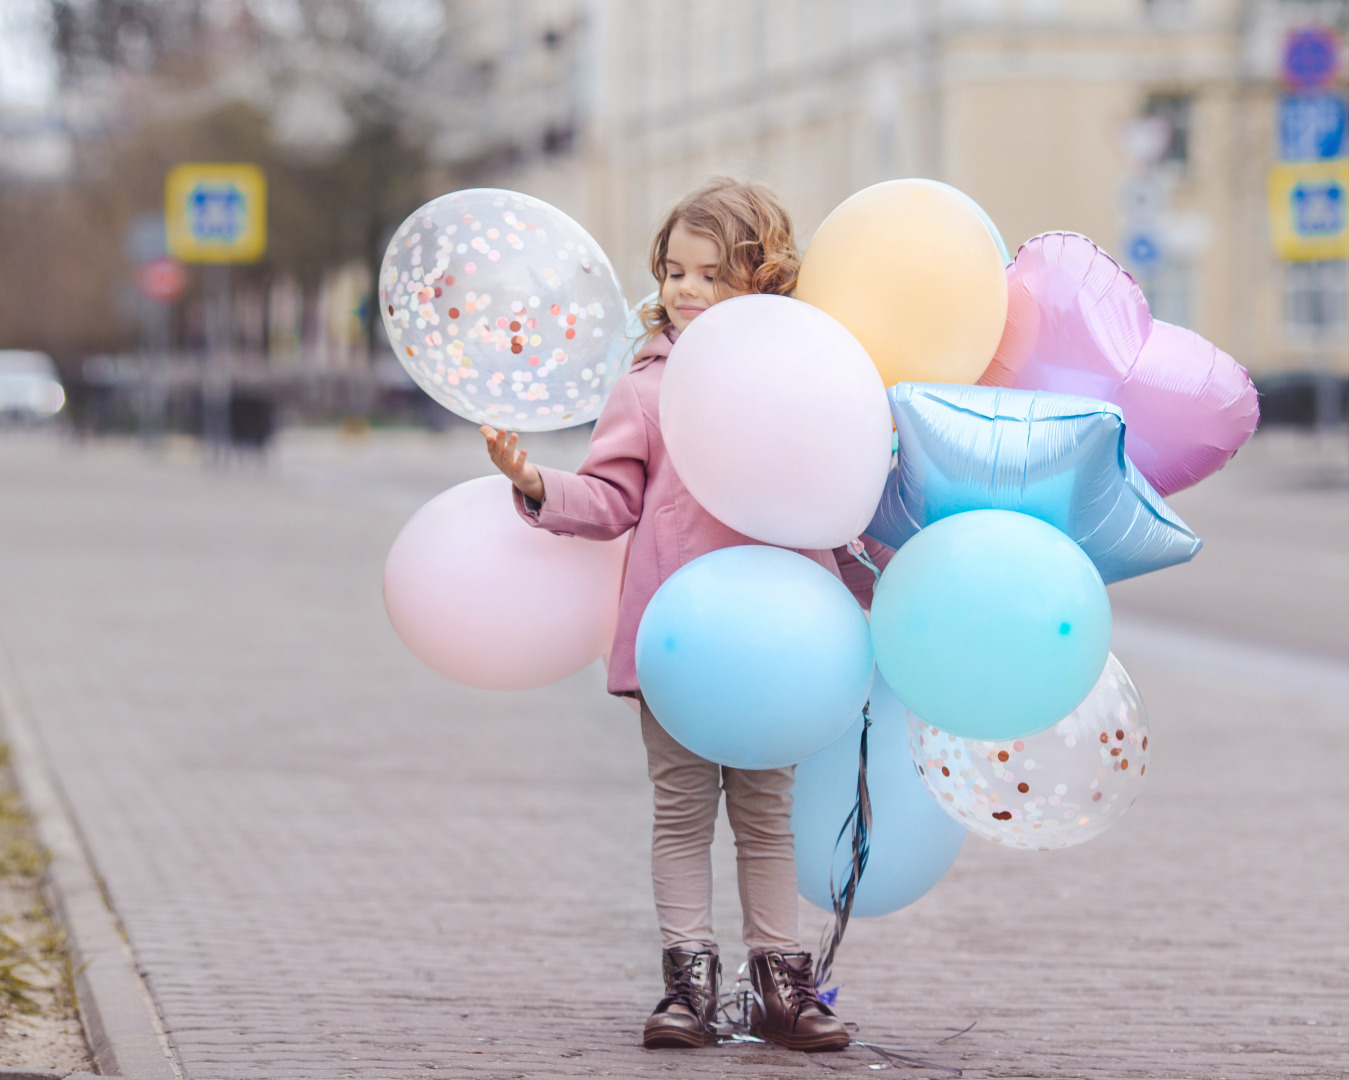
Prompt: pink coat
<box><xmin>515</xmin><ymin>329</ymin><xmax>893</xmax><ymax>696</ymax></box>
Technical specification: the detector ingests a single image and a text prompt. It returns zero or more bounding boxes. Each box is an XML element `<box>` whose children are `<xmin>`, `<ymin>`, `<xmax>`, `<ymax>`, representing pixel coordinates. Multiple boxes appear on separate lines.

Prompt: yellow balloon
<box><xmin>798</xmin><ymin>180</ymin><xmax>1008</xmax><ymax>386</ymax></box>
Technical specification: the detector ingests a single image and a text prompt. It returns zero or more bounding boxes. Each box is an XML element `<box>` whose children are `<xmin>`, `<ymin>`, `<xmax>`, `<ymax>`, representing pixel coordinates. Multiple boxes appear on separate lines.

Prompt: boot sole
<box><xmin>750</xmin><ymin>1027</ymin><xmax>850</xmax><ymax>1053</ymax></box>
<box><xmin>643</xmin><ymin>1025</ymin><xmax>715</xmax><ymax>1049</ymax></box>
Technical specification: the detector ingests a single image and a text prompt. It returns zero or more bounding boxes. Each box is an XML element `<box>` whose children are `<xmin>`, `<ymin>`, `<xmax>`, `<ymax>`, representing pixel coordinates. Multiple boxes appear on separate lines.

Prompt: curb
<box><xmin>0</xmin><ymin>646</ymin><xmax>180</xmax><ymax>1080</ymax></box>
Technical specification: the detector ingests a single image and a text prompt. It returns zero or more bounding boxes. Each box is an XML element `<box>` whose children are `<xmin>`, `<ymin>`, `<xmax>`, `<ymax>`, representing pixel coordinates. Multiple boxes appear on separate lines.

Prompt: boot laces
<box><xmin>661</xmin><ymin>955</ymin><xmax>706</xmax><ymax>1013</ymax></box>
<box><xmin>777</xmin><ymin>956</ymin><xmax>824</xmax><ymax>1020</ymax></box>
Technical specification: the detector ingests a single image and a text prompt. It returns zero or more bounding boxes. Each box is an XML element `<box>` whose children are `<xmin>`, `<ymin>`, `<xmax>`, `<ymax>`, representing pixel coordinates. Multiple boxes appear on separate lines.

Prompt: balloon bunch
<box><xmin>783</xmin><ymin>181</ymin><xmax>1257</xmax><ymax>917</ymax></box>
<box><xmin>380</xmin><ymin>182</ymin><xmax>1259</xmax><ymax>925</ymax></box>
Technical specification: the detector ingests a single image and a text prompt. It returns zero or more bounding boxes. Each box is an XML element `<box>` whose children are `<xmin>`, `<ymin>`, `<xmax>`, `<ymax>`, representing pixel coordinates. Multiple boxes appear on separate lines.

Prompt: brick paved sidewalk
<box><xmin>0</xmin><ymin>429</ymin><xmax>1345</xmax><ymax>1079</ymax></box>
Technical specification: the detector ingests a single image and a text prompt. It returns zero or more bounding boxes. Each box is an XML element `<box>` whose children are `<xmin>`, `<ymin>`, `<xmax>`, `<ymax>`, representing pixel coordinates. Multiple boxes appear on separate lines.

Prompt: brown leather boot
<box><xmin>747</xmin><ymin>951</ymin><xmax>850</xmax><ymax>1052</ymax></box>
<box><xmin>642</xmin><ymin>947</ymin><xmax>720</xmax><ymax>1048</ymax></box>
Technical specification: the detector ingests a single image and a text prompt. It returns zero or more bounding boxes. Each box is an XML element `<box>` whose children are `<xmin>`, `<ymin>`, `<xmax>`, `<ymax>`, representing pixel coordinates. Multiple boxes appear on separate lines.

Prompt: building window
<box><xmin>1284</xmin><ymin>260</ymin><xmax>1348</xmax><ymax>342</ymax></box>
<box><xmin>1143</xmin><ymin>94</ymin><xmax>1192</xmax><ymax>168</ymax></box>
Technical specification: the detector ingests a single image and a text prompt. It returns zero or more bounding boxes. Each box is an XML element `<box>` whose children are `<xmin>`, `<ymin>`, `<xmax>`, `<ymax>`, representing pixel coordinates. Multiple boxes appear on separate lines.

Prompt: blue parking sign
<box><xmin>1280</xmin><ymin>93</ymin><xmax>1347</xmax><ymax>161</ymax></box>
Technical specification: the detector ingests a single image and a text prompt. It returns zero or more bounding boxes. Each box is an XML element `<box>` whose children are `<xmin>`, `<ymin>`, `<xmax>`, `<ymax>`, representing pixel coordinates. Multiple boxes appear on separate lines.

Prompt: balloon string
<box><xmin>814</xmin><ymin>703</ymin><xmax>872</xmax><ymax>991</ymax></box>
<box><xmin>846</xmin><ymin>538</ymin><xmax>882</xmax><ymax>581</ymax></box>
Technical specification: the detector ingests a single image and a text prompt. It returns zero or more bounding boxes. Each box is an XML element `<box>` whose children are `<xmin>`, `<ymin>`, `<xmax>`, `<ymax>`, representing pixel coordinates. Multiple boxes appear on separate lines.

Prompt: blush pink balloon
<box><xmin>979</xmin><ymin>267</ymin><xmax>1041</xmax><ymax>385</ymax></box>
<box><xmin>660</xmin><ymin>294</ymin><xmax>893</xmax><ymax>549</ymax></box>
<box><xmin>978</xmin><ymin>232</ymin><xmax>1259</xmax><ymax>496</ymax></box>
<box><xmin>383</xmin><ymin>475</ymin><xmax>628</xmax><ymax>689</ymax></box>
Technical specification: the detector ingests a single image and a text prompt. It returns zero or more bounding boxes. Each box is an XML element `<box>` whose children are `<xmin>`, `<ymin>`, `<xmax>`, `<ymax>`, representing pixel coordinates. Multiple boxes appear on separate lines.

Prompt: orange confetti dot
<box><xmin>550</xmin><ymin>304</ymin><xmax>561</xmax><ymax>315</ymax></box>
<box><xmin>565</xmin><ymin>328</ymin><xmax>575</xmax><ymax>339</ymax></box>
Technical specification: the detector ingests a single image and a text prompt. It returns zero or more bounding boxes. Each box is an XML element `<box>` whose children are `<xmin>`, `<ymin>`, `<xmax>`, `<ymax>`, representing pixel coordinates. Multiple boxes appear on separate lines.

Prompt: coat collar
<box><xmin>629</xmin><ymin>326</ymin><xmax>676</xmax><ymax>372</ymax></box>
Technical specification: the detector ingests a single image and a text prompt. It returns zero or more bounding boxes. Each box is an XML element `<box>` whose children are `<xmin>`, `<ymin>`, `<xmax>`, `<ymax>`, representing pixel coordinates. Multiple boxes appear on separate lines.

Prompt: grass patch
<box><xmin>0</xmin><ymin>741</ymin><xmax>76</xmax><ymax>1019</ymax></box>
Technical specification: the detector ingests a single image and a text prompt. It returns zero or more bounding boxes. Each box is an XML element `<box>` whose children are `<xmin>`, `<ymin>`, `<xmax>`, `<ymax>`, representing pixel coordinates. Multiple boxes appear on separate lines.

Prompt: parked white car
<box><xmin>0</xmin><ymin>350</ymin><xmax>65</xmax><ymax>420</ymax></box>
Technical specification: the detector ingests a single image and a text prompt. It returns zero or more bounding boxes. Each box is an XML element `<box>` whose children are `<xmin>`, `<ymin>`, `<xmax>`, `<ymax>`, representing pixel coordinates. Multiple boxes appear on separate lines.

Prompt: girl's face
<box><xmin>661</xmin><ymin>223</ymin><xmax>737</xmax><ymax>332</ymax></box>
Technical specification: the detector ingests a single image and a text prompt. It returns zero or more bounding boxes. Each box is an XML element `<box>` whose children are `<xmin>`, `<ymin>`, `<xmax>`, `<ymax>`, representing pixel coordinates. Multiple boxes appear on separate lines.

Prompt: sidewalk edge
<box><xmin>0</xmin><ymin>647</ymin><xmax>180</xmax><ymax>1080</ymax></box>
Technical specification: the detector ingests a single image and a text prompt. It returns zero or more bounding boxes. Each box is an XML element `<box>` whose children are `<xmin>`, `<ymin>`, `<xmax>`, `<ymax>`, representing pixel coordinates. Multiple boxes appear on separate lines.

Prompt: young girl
<box><xmin>481</xmin><ymin>178</ymin><xmax>888</xmax><ymax>1052</ymax></box>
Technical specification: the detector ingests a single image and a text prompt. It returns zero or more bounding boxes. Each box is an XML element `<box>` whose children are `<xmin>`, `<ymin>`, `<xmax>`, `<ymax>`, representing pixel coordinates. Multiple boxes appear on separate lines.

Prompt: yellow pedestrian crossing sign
<box><xmin>165</xmin><ymin>163</ymin><xmax>267</xmax><ymax>263</ymax></box>
<box><xmin>1267</xmin><ymin>160</ymin><xmax>1349</xmax><ymax>262</ymax></box>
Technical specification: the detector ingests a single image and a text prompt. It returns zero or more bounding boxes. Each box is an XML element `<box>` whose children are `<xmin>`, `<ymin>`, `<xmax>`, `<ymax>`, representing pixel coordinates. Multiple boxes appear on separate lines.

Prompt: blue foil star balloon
<box><xmin>865</xmin><ymin>384</ymin><xmax>1201</xmax><ymax>584</ymax></box>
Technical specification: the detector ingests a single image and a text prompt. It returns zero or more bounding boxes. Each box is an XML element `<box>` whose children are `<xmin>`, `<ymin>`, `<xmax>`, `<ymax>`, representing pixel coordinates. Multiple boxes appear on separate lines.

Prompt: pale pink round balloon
<box><xmin>383</xmin><ymin>475</ymin><xmax>628</xmax><ymax>689</ymax></box>
<box><xmin>660</xmin><ymin>294</ymin><xmax>894</xmax><ymax>549</ymax></box>
<box><xmin>979</xmin><ymin>232</ymin><xmax>1259</xmax><ymax>496</ymax></box>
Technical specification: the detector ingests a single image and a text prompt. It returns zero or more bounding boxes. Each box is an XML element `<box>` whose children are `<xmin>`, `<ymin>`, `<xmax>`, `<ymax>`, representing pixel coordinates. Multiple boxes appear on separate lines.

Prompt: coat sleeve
<box><xmin>512</xmin><ymin>374</ymin><xmax>648</xmax><ymax>540</ymax></box>
<box><xmin>833</xmin><ymin>535</ymin><xmax>896</xmax><ymax>610</ymax></box>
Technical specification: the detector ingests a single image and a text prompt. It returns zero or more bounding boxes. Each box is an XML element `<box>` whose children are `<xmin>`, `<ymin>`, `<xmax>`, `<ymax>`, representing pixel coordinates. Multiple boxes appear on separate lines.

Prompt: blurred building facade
<box><xmin>498</xmin><ymin>0</ymin><xmax>1347</xmax><ymax>379</ymax></box>
<box><xmin>2</xmin><ymin>0</ymin><xmax>1343</xmax><ymax>433</ymax></box>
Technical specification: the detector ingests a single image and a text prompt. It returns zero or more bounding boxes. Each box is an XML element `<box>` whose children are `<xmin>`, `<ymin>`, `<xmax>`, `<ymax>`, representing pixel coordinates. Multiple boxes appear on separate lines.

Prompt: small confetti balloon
<box><xmin>908</xmin><ymin>653</ymin><xmax>1150</xmax><ymax>850</ymax></box>
<box><xmin>379</xmin><ymin>188</ymin><xmax>630</xmax><ymax>431</ymax></box>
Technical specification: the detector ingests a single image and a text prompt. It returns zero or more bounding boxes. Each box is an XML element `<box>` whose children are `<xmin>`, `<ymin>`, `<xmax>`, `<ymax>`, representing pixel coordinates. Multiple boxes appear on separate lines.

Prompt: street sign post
<box><xmin>1279</xmin><ymin>93</ymin><xmax>1347</xmax><ymax>162</ymax></box>
<box><xmin>1124</xmin><ymin>231</ymin><xmax>1162</xmax><ymax>272</ymax></box>
<box><xmin>1267</xmin><ymin>161</ymin><xmax>1349</xmax><ymax>261</ymax></box>
<box><xmin>164</xmin><ymin>163</ymin><xmax>267</xmax><ymax>459</ymax></box>
<box><xmin>165</xmin><ymin>163</ymin><xmax>267</xmax><ymax>264</ymax></box>
<box><xmin>136</xmin><ymin>256</ymin><xmax>188</xmax><ymax>306</ymax></box>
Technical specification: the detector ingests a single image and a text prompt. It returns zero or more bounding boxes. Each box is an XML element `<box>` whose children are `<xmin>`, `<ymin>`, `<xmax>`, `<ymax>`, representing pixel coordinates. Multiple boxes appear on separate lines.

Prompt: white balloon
<box><xmin>908</xmin><ymin>653</ymin><xmax>1150</xmax><ymax>850</ymax></box>
<box><xmin>379</xmin><ymin>188</ymin><xmax>630</xmax><ymax>432</ymax></box>
<box><xmin>383</xmin><ymin>476</ymin><xmax>628</xmax><ymax>689</ymax></box>
<box><xmin>659</xmin><ymin>294</ymin><xmax>893</xmax><ymax>549</ymax></box>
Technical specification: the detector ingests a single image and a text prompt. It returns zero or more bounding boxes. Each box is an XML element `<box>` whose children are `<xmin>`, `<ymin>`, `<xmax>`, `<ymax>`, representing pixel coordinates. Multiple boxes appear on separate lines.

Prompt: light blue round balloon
<box><xmin>870</xmin><ymin>510</ymin><xmax>1111</xmax><ymax>741</ymax></box>
<box><xmin>794</xmin><ymin>676</ymin><xmax>965</xmax><ymax>918</ymax></box>
<box><xmin>635</xmin><ymin>546</ymin><xmax>875</xmax><ymax>769</ymax></box>
<box><xmin>927</xmin><ymin>180</ymin><xmax>1013</xmax><ymax>266</ymax></box>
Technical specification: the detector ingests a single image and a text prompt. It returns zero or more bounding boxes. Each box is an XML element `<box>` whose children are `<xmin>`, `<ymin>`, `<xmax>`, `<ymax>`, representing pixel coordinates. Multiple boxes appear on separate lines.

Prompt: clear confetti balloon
<box><xmin>907</xmin><ymin>653</ymin><xmax>1150</xmax><ymax>850</ymax></box>
<box><xmin>379</xmin><ymin>188</ymin><xmax>630</xmax><ymax>431</ymax></box>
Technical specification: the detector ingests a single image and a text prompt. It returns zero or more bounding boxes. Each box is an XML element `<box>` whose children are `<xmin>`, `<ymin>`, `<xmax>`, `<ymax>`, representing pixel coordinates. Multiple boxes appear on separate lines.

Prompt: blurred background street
<box><xmin>1</xmin><ymin>0</ymin><xmax>1347</xmax><ymax>1077</ymax></box>
<box><xmin>0</xmin><ymin>0</ymin><xmax>1346</xmax><ymax>438</ymax></box>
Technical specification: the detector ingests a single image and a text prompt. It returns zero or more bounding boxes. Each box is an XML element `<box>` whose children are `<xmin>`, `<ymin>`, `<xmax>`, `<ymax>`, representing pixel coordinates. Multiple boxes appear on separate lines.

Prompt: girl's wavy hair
<box><xmin>639</xmin><ymin>178</ymin><xmax>799</xmax><ymax>338</ymax></box>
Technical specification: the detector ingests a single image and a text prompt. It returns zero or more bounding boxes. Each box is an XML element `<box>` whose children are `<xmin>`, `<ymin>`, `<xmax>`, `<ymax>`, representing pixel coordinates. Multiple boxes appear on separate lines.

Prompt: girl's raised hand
<box><xmin>480</xmin><ymin>426</ymin><xmax>545</xmax><ymax>502</ymax></box>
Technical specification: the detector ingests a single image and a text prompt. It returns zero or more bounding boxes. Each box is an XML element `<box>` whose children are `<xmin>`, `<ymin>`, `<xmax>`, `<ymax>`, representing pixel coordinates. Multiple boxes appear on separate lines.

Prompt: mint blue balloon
<box><xmin>928</xmin><ymin>180</ymin><xmax>1013</xmax><ymax>265</ymax></box>
<box><xmin>870</xmin><ymin>510</ymin><xmax>1111</xmax><ymax>740</ymax></box>
<box><xmin>794</xmin><ymin>676</ymin><xmax>965</xmax><ymax>918</ymax></box>
<box><xmin>636</xmin><ymin>546</ymin><xmax>874</xmax><ymax>769</ymax></box>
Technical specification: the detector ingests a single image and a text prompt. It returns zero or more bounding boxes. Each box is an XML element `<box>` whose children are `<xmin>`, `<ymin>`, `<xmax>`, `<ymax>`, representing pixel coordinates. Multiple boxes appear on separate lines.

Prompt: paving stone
<box><xmin>0</xmin><ymin>430</ymin><xmax>1344</xmax><ymax>1079</ymax></box>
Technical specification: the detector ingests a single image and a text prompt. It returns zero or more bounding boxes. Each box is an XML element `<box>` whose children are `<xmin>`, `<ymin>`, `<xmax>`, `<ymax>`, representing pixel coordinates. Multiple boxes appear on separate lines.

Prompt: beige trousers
<box><xmin>640</xmin><ymin>699</ymin><xmax>801</xmax><ymax>954</ymax></box>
